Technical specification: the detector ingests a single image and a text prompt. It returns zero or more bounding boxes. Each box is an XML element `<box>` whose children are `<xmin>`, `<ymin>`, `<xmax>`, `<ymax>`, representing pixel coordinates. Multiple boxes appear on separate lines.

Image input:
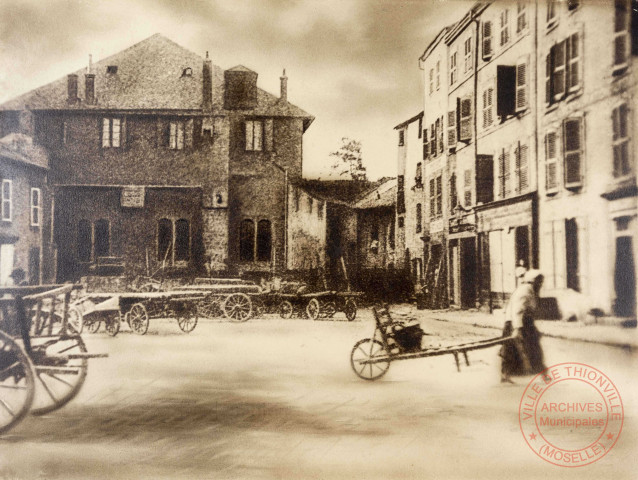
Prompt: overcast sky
<box><xmin>0</xmin><ymin>0</ymin><xmax>476</xmax><ymax>180</ymax></box>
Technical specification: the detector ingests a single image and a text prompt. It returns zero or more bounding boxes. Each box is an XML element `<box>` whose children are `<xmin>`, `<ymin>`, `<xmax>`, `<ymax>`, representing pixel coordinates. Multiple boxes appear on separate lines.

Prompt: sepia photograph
<box><xmin>0</xmin><ymin>0</ymin><xmax>636</xmax><ymax>478</ymax></box>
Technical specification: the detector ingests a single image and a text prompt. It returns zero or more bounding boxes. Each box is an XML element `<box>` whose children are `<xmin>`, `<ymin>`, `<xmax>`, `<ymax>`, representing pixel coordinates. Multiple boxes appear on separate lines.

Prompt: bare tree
<box><xmin>329</xmin><ymin>137</ymin><xmax>367</xmax><ymax>181</ymax></box>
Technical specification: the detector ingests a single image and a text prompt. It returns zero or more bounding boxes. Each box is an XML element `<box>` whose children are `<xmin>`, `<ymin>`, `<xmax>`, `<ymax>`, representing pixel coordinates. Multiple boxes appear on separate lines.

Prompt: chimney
<box><xmin>67</xmin><ymin>74</ymin><xmax>78</xmax><ymax>103</ymax></box>
<box><xmin>85</xmin><ymin>74</ymin><xmax>95</xmax><ymax>104</ymax></box>
<box><xmin>280</xmin><ymin>69</ymin><xmax>288</xmax><ymax>102</ymax></box>
<box><xmin>203</xmin><ymin>51</ymin><xmax>213</xmax><ymax>112</ymax></box>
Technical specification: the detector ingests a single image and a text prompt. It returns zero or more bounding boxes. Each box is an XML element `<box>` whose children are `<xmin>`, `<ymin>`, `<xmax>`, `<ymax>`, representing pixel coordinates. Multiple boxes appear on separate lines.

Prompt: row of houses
<box><xmin>0</xmin><ymin>33</ymin><xmax>398</xmax><ymax>292</ymax></box>
<box><xmin>395</xmin><ymin>0</ymin><xmax>637</xmax><ymax>317</ymax></box>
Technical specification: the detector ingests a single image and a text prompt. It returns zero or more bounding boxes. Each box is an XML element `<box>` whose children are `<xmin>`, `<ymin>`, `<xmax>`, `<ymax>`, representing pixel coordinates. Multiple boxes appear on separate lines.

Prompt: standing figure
<box><xmin>500</xmin><ymin>269</ymin><xmax>546</xmax><ymax>383</ymax></box>
<box><xmin>515</xmin><ymin>259</ymin><xmax>527</xmax><ymax>286</ymax></box>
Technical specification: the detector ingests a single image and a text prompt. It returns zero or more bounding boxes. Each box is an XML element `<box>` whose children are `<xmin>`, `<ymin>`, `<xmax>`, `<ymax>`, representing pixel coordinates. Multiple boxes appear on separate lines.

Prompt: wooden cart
<box><xmin>350</xmin><ymin>305</ymin><xmax>512</xmax><ymax>381</ymax></box>
<box><xmin>0</xmin><ymin>284</ymin><xmax>107</xmax><ymax>434</ymax></box>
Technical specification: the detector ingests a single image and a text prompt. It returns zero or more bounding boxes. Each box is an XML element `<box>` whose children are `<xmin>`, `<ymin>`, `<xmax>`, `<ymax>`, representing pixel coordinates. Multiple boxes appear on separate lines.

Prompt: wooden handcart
<box><xmin>0</xmin><ymin>284</ymin><xmax>107</xmax><ymax>434</ymax></box>
<box><xmin>350</xmin><ymin>305</ymin><xmax>513</xmax><ymax>381</ymax></box>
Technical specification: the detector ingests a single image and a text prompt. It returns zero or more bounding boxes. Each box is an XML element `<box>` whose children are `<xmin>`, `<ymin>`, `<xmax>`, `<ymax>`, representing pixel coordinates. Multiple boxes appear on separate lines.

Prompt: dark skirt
<box><xmin>500</xmin><ymin>320</ymin><xmax>545</xmax><ymax>376</ymax></box>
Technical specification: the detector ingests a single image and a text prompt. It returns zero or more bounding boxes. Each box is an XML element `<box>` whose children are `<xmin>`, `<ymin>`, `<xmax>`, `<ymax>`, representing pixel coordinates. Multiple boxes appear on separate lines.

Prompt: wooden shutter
<box><xmin>459</xmin><ymin>96</ymin><xmax>473</xmax><ymax>142</ymax></box>
<box><xmin>545</xmin><ymin>132</ymin><xmax>558</xmax><ymax>191</ymax></box>
<box><xmin>563</xmin><ymin>118</ymin><xmax>583</xmax><ymax>188</ymax></box>
<box><xmin>449</xmin><ymin>173</ymin><xmax>457</xmax><ymax>212</ymax></box>
<box><xmin>430</xmin><ymin>123</ymin><xmax>437</xmax><ymax>155</ymax></box>
<box><xmin>515</xmin><ymin>142</ymin><xmax>529</xmax><ymax>193</ymax></box>
<box><xmin>545</xmin><ymin>51</ymin><xmax>553</xmax><ymax>106</ymax></box>
<box><xmin>482</xmin><ymin>87</ymin><xmax>493</xmax><ymax>128</ymax></box>
<box><xmin>498</xmin><ymin>148</ymin><xmax>510</xmax><ymax>198</ymax></box>
<box><xmin>476</xmin><ymin>155</ymin><xmax>494</xmax><ymax>204</ymax></box>
<box><xmin>423</xmin><ymin>128</ymin><xmax>429</xmax><ymax>160</ymax></box>
<box><xmin>515</xmin><ymin>57</ymin><xmax>528</xmax><ymax>112</ymax></box>
<box><xmin>185</xmin><ymin>118</ymin><xmax>194</xmax><ymax>149</ymax></box>
<box><xmin>463</xmin><ymin>169</ymin><xmax>472</xmax><ymax>207</ymax></box>
<box><xmin>439</xmin><ymin>116</ymin><xmax>444</xmax><ymax>153</ymax></box>
<box><xmin>429</xmin><ymin>178</ymin><xmax>435</xmax><ymax>218</ymax></box>
<box><xmin>497</xmin><ymin>65</ymin><xmax>516</xmax><ymax>117</ymax></box>
<box><xmin>447</xmin><ymin>110</ymin><xmax>456</xmax><ymax>148</ymax></box>
<box><xmin>436</xmin><ymin>175</ymin><xmax>442</xmax><ymax>215</ymax></box>
<box><xmin>482</xmin><ymin>21</ymin><xmax>493</xmax><ymax>59</ymax></box>
<box><xmin>567</xmin><ymin>32</ymin><xmax>580</xmax><ymax>92</ymax></box>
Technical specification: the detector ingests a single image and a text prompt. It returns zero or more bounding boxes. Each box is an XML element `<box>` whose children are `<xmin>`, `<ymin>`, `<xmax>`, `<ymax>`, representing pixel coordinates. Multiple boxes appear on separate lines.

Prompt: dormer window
<box><xmin>182</xmin><ymin>67</ymin><xmax>193</xmax><ymax>77</ymax></box>
<box><xmin>107</xmin><ymin>65</ymin><xmax>118</xmax><ymax>74</ymax></box>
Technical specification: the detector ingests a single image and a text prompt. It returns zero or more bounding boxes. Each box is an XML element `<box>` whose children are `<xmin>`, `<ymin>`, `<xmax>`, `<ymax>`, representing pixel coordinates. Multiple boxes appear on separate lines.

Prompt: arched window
<box><xmin>175</xmin><ymin>219</ymin><xmax>190</xmax><ymax>261</ymax></box>
<box><xmin>158</xmin><ymin>218</ymin><xmax>173</xmax><ymax>262</ymax></box>
<box><xmin>94</xmin><ymin>219</ymin><xmax>110</xmax><ymax>258</ymax></box>
<box><xmin>240</xmin><ymin>219</ymin><xmax>255</xmax><ymax>261</ymax></box>
<box><xmin>257</xmin><ymin>220</ymin><xmax>272</xmax><ymax>262</ymax></box>
<box><xmin>78</xmin><ymin>220</ymin><xmax>91</xmax><ymax>262</ymax></box>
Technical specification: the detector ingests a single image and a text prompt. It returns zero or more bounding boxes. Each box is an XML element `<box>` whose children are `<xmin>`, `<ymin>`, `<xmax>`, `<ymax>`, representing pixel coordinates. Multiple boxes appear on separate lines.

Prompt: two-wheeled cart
<box><xmin>0</xmin><ymin>284</ymin><xmax>107</xmax><ymax>434</ymax></box>
<box><xmin>350</xmin><ymin>306</ymin><xmax>512</xmax><ymax>381</ymax></box>
<box><xmin>278</xmin><ymin>290</ymin><xmax>361</xmax><ymax>321</ymax></box>
<box><xmin>176</xmin><ymin>282</ymin><xmax>260</xmax><ymax>323</ymax></box>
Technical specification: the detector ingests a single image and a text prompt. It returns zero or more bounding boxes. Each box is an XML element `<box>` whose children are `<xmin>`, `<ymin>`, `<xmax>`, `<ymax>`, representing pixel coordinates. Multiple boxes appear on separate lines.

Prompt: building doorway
<box><xmin>515</xmin><ymin>225</ymin><xmax>530</xmax><ymax>269</ymax></box>
<box><xmin>614</xmin><ymin>236</ymin><xmax>636</xmax><ymax>317</ymax></box>
<box><xmin>460</xmin><ymin>237</ymin><xmax>477</xmax><ymax>308</ymax></box>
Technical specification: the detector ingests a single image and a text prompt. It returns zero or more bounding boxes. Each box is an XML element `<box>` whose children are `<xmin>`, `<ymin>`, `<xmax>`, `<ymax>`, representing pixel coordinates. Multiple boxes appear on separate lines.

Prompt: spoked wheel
<box><xmin>67</xmin><ymin>307</ymin><xmax>83</xmax><ymax>334</ymax></box>
<box><xmin>344</xmin><ymin>299</ymin><xmax>357</xmax><ymax>322</ymax></box>
<box><xmin>30</xmin><ymin>334</ymin><xmax>88</xmax><ymax>415</ymax></box>
<box><xmin>128</xmin><ymin>303</ymin><xmax>149</xmax><ymax>335</ymax></box>
<box><xmin>0</xmin><ymin>331</ymin><xmax>35</xmax><ymax>434</ymax></box>
<box><xmin>198</xmin><ymin>297</ymin><xmax>222</xmax><ymax>319</ymax></box>
<box><xmin>176</xmin><ymin>304</ymin><xmax>198</xmax><ymax>333</ymax></box>
<box><xmin>104</xmin><ymin>313</ymin><xmax>120</xmax><ymax>337</ymax></box>
<box><xmin>279</xmin><ymin>300</ymin><xmax>293</xmax><ymax>319</ymax></box>
<box><xmin>306</xmin><ymin>298</ymin><xmax>320</xmax><ymax>320</ymax></box>
<box><xmin>321</xmin><ymin>301</ymin><xmax>337</xmax><ymax>318</ymax></box>
<box><xmin>222</xmin><ymin>293</ymin><xmax>252</xmax><ymax>323</ymax></box>
<box><xmin>350</xmin><ymin>338</ymin><xmax>391</xmax><ymax>381</ymax></box>
<box><xmin>85</xmin><ymin>314</ymin><xmax>101</xmax><ymax>334</ymax></box>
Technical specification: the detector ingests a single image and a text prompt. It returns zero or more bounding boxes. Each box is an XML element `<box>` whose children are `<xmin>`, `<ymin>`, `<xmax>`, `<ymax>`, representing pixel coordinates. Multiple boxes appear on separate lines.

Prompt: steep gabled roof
<box><xmin>0</xmin><ymin>34</ymin><xmax>314</xmax><ymax>127</ymax></box>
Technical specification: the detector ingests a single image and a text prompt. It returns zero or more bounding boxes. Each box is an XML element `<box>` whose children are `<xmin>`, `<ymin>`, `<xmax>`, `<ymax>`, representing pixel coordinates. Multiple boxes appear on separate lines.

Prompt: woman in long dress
<box><xmin>500</xmin><ymin>269</ymin><xmax>546</xmax><ymax>382</ymax></box>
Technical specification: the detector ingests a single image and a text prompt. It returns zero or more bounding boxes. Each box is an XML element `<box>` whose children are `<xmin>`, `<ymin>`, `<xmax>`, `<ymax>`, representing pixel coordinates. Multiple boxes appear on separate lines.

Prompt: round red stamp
<box><xmin>518</xmin><ymin>362</ymin><xmax>623</xmax><ymax>467</ymax></box>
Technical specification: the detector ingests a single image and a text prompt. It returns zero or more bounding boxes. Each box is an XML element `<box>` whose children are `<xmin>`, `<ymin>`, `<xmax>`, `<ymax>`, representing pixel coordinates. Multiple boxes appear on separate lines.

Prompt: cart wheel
<box><xmin>67</xmin><ymin>307</ymin><xmax>83</xmax><ymax>334</ymax></box>
<box><xmin>176</xmin><ymin>304</ymin><xmax>198</xmax><ymax>333</ymax></box>
<box><xmin>279</xmin><ymin>300</ymin><xmax>293</xmax><ymax>319</ymax></box>
<box><xmin>344</xmin><ymin>298</ymin><xmax>357</xmax><ymax>322</ymax></box>
<box><xmin>128</xmin><ymin>303</ymin><xmax>149</xmax><ymax>335</ymax></box>
<box><xmin>350</xmin><ymin>338</ymin><xmax>390</xmax><ymax>381</ymax></box>
<box><xmin>222</xmin><ymin>293</ymin><xmax>252</xmax><ymax>322</ymax></box>
<box><xmin>306</xmin><ymin>298</ymin><xmax>320</xmax><ymax>320</ymax></box>
<box><xmin>0</xmin><ymin>331</ymin><xmax>35</xmax><ymax>434</ymax></box>
<box><xmin>85</xmin><ymin>316</ymin><xmax>101</xmax><ymax>334</ymax></box>
<box><xmin>252</xmin><ymin>298</ymin><xmax>266</xmax><ymax>318</ymax></box>
<box><xmin>30</xmin><ymin>334</ymin><xmax>88</xmax><ymax>415</ymax></box>
<box><xmin>104</xmin><ymin>313</ymin><xmax>120</xmax><ymax>337</ymax></box>
<box><xmin>322</xmin><ymin>301</ymin><xmax>337</xmax><ymax>318</ymax></box>
<box><xmin>198</xmin><ymin>297</ymin><xmax>222</xmax><ymax>319</ymax></box>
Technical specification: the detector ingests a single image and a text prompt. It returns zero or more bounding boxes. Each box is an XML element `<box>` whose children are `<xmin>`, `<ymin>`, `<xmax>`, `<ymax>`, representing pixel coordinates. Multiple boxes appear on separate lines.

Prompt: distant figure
<box><xmin>515</xmin><ymin>259</ymin><xmax>527</xmax><ymax>286</ymax></box>
<box><xmin>8</xmin><ymin>268</ymin><xmax>27</xmax><ymax>286</ymax></box>
<box><xmin>500</xmin><ymin>269</ymin><xmax>546</xmax><ymax>383</ymax></box>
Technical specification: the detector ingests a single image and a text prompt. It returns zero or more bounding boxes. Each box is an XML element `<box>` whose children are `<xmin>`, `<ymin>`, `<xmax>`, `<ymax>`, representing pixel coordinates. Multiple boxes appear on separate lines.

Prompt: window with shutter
<box><xmin>482</xmin><ymin>21</ymin><xmax>493</xmax><ymax>60</ymax></box>
<box><xmin>450</xmin><ymin>51</ymin><xmax>457</xmax><ymax>85</ymax></box>
<box><xmin>553</xmin><ymin>40</ymin><xmax>567</xmax><ymax>101</ymax></box>
<box><xmin>423</xmin><ymin>128</ymin><xmax>429</xmax><ymax>160</ymax></box>
<box><xmin>459</xmin><ymin>96</ymin><xmax>473</xmax><ymax>142</ymax></box>
<box><xmin>449</xmin><ymin>173</ymin><xmax>458</xmax><ymax>213</ymax></box>
<box><xmin>563</xmin><ymin>118</ymin><xmax>583</xmax><ymax>188</ymax></box>
<box><xmin>547</xmin><ymin>1</ymin><xmax>558</xmax><ymax>29</ymax></box>
<box><xmin>436</xmin><ymin>175</ymin><xmax>442</xmax><ymax>215</ymax></box>
<box><xmin>439</xmin><ymin>116</ymin><xmax>444</xmax><ymax>154</ymax></box>
<box><xmin>612</xmin><ymin>103</ymin><xmax>631</xmax><ymax>177</ymax></box>
<box><xmin>500</xmin><ymin>9</ymin><xmax>510</xmax><ymax>46</ymax></box>
<box><xmin>545</xmin><ymin>131</ymin><xmax>558</xmax><ymax>192</ymax></box>
<box><xmin>170</xmin><ymin>120</ymin><xmax>185</xmax><ymax>150</ymax></box>
<box><xmin>515</xmin><ymin>57</ymin><xmax>528</xmax><ymax>112</ymax></box>
<box><xmin>464</xmin><ymin>170</ymin><xmax>472</xmax><ymax>207</ymax></box>
<box><xmin>102</xmin><ymin>117</ymin><xmax>122</xmax><ymax>148</ymax></box>
<box><xmin>416</xmin><ymin>203</ymin><xmax>422</xmax><ymax>232</ymax></box>
<box><xmin>483</xmin><ymin>87</ymin><xmax>494</xmax><ymax>128</ymax></box>
<box><xmin>567</xmin><ymin>33</ymin><xmax>580</xmax><ymax>92</ymax></box>
<box><xmin>545</xmin><ymin>51</ymin><xmax>552</xmax><ymax>106</ymax></box>
<box><xmin>517</xmin><ymin>3</ymin><xmax>527</xmax><ymax>33</ymax></box>
<box><xmin>429</xmin><ymin>179</ymin><xmax>436</xmax><ymax>219</ymax></box>
<box><xmin>476</xmin><ymin>155</ymin><xmax>494</xmax><ymax>204</ymax></box>
<box><xmin>464</xmin><ymin>37</ymin><xmax>473</xmax><ymax>73</ymax></box>
<box><xmin>613</xmin><ymin>0</ymin><xmax>630</xmax><ymax>70</ymax></box>
<box><xmin>430</xmin><ymin>123</ymin><xmax>437</xmax><ymax>155</ymax></box>
<box><xmin>397</xmin><ymin>175</ymin><xmax>405</xmax><ymax>214</ymax></box>
<box><xmin>245</xmin><ymin>120</ymin><xmax>263</xmax><ymax>151</ymax></box>
<box><xmin>514</xmin><ymin>142</ymin><xmax>529</xmax><ymax>194</ymax></box>
<box><xmin>416</xmin><ymin>162</ymin><xmax>423</xmax><ymax>187</ymax></box>
<box><xmin>447</xmin><ymin>110</ymin><xmax>457</xmax><ymax>148</ymax></box>
<box><xmin>429</xmin><ymin>69</ymin><xmax>434</xmax><ymax>94</ymax></box>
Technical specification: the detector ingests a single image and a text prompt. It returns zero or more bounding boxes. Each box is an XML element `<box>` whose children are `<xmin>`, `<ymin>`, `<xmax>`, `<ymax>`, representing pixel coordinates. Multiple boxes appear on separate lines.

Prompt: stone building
<box><xmin>0</xmin><ymin>133</ymin><xmax>52</xmax><ymax>284</ymax></box>
<box><xmin>406</xmin><ymin>0</ymin><xmax>637</xmax><ymax>317</ymax></box>
<box><xmin>0</xmin><ymin>34</ymin><xmax>315</xmax><ymax>281</ymax></box>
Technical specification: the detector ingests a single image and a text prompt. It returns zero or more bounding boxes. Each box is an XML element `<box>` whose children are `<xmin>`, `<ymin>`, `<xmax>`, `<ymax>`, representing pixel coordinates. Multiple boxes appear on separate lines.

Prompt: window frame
<box><xmin>1</xmin><ymin>179</ymin><xmax>12</xmax><ymax>222</ymax></box>
<box><xmin>245</xmin><ymin>119</ymin><xmax>264</xmax><ymax>152</ymax></box>
<box><xmin>436</xmin><ymin>60</ymin><xmax>441</xmax><ymax>90</ymax></box>
<box><xmin>514</xmin><ymin>141</ymin><xmax>529</xmax><ymax>194</ymax></box>
<box><xmin>500</xmin><ymin>9</ymin><xmax>510</xmax><ymax>46</ymax></box>
<box><xmin>464</xmin><ymin>169</ymin><xmax>472</xmax><ymax>207</ymax></box>
<box><xmin>546</xmin><ymin>0</ymin><xmax>558</xmax><ymax>30</ymax></box>
<box><xmin>482</xmin><ymin>85</ymin><xmax>494</xmax><ymax>128</ymax></box>
<box><xmin>429</xmin><ymin>68</ymin><xmax>434</xmax><ymax>95</ymax></box>
<box><xmin>450</xmin><ymin>50</ymin><xmax>458</xmax><ymax>86</ymax></box>
<box><xmin>101</xmin><ymin>117</ymin><xmax>122</xmax><ymax>148</ymax></box>
<box><xmin>482</xmin><ymin>20</ymin><xmax>493</xmax><ymax>60</ymax></box>
<box><xmin>464</xmin><ymin>36</ymin><xmax>473</xmax><ymax>73</ymax></box>
<box><xmin>613</xmin><ymin>0</ymin><xmax>630</xmax><ymax>72</ymax></box>
<box><xmin>169</xmin><ymin>120</ymin><xmax>186</xmax><ymax>150</ymax></box>
<box><xmin>612</xmin><ymin>103</ymin><xmax>631</xmax><ymax>178</ymax></box>
<box><xmin>545</xmin><ymin>130</ymin><xmax>559</xmax><ymax>194</ymax></box>
<box><xmin>517</xmin><ymin>2</ymin><xmax>527</xmax><ymax>34</ymax></box>
<box><xmin>563</xmin><ymin>117</ymin><xmax>584</xmax><ymax>189</ymax></box>
<box><xmin>416</xmin><ymin>203</ymin><xmax>423</xmax><ymax>233</ymax></box>
<box><xmin>30</xmin><ymin>187</ymin><xmax>41</xmax><ymax>227</ymax></box>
